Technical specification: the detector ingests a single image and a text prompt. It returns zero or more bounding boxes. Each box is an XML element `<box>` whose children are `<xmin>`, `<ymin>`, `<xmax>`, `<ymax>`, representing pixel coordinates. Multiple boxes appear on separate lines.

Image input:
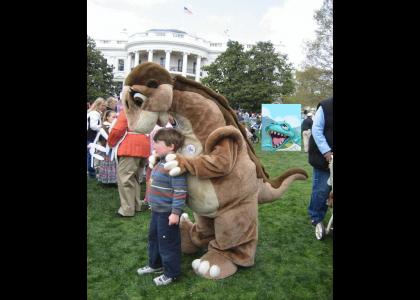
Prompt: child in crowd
<box><xmin>96</xmin><ymin>110</ymin><xmax>118</xmax><ymax>184</ymax></box>
<box><xmin>137</xmin><ymin>128</ymin><xmax>187</xmax><ymax>286</ymax></box>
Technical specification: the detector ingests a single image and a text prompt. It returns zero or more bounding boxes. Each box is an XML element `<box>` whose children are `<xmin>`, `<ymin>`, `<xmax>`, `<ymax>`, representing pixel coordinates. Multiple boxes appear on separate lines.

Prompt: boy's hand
<box><xmin>168</xmin><ymin>213</ymin><xmax>180</xmax><ymax>225</ymax></box>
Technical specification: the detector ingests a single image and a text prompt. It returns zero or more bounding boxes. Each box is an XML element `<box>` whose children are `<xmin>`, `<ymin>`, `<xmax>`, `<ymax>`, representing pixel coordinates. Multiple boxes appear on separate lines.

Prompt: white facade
<box><xmin>95</xmin><ymin>29</ymin><xmax>234</xmax><ymax>93</ymax></box>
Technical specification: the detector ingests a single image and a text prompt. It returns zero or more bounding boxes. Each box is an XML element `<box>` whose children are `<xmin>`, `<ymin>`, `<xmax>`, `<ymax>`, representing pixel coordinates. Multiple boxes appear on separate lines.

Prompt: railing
<box><xmin>128</xmin><ymin>31</ymin><xmax>223</xmax><ymax>50</ymax></box>
<box><xmin>168</xmin><ymin>66</ymin><xmax>197</xmax><ymax>74</ymax></box>
<box><xmin>170</xmin><ymin>66</ymin><xmax>182</xmax><ymax>72</ymax></box>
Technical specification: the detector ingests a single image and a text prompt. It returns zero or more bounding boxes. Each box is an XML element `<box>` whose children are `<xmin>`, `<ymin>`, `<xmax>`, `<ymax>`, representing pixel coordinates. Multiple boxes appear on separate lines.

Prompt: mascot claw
<box><xmin>180</xmin><ymin>213</ymin><xmax>189</xmax><ymax>222</ymax></box>
<box><xmin>165</xmin><ymin>153</ymin><xmax>177</xmax><ymax>161</ymax></box>
<box><xmin>164</xmin><ymin>155</ymin><xmax>181</xmax><ymax>176</ymax></box>
<box><xmin>148</xmin><ymin>150</ymin><xmax>158</xmax><ymax>169</ymax></box>
<box><xmin>164</xmin><ymin>160</ymin><xmax>178</xmax><ymax>170</ymax></box>
<box><xmin>148</xmin><ymin>155</ymin><xmax>157</xmax><ymax>169</ymax></box>
<box><xmin>192</xmin><ymin>259</ymin><xmax>221</xmax><ymax>278</ymax></box>
<box><xmin>169</xmin><ymin>167</ymin><xmax>181</xmax><ymax>176</ymax></box>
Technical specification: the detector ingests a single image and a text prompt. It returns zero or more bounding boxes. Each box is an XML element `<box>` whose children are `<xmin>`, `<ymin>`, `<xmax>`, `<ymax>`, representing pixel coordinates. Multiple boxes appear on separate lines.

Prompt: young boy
<box><xmin>137</xmin><ymin>128</ymin><xmax>187</xmax><ymax>286</ymax></box>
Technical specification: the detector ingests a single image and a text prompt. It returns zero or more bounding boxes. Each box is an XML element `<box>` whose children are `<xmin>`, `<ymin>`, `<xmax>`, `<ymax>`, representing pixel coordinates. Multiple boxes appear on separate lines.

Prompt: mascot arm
<box><xmin>181</xmin><ymin>138</ymin><xmax>238</xmax><ymax>178</ymax></box>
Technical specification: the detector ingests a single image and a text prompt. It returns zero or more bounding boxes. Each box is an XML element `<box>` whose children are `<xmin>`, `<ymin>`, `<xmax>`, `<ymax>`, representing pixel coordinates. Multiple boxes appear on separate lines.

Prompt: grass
<box><xmin>87</xmin><ymin>144</ymin><xmax>332</xmax><ymax>299</ymax></box>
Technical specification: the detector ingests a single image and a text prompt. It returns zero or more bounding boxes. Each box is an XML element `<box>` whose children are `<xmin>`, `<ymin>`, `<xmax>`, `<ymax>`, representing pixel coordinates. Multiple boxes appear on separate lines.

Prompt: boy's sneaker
<box><xmin>137</xmin><ymin>266</ymin><xmax>163</xmax><ymax>275</ymax></box>
<box><xmin>153</xmin><ymin>274</ymin><xmax>174</xmax><ymax>286</ymax></box>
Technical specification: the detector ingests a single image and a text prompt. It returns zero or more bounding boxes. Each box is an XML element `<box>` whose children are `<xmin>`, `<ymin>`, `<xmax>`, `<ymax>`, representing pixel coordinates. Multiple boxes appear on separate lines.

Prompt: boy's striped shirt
<box><xmin>149</xmin><ymin>161</ymin><xmax>187</xmax><ymax>215</ymax></box>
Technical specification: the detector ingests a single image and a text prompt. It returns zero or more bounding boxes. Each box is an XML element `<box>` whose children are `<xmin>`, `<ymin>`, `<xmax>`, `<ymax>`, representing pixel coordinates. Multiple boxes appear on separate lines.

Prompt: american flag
<box><xmin>184</xmin><ymin>6</ymin><xmax>193</xmax><ymax>15</ymax></box>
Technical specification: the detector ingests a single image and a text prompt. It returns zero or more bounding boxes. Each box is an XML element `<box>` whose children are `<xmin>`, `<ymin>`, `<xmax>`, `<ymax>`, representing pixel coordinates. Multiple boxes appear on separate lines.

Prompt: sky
<box><xmin>87</xmin><ymin>0</ymin><xmax>324</xmax><ymax>69</ymax></box>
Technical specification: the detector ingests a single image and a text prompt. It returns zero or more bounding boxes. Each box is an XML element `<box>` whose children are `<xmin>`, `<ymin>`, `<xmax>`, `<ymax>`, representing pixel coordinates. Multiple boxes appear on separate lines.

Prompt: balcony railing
<box><xmin>170</xmin><ymin>66</ymin><xmax>182</xmax><ymax>72</ymax></box>
<box><xmin>168</xmin><ymin>66</ymin><xmax>197</xmax><ymax>74</ymax></box>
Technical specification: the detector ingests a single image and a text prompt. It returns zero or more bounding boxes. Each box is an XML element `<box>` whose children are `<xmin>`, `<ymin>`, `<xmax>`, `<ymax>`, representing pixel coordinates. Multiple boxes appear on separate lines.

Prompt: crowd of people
<box><xmin>87</xmin><ymin>95</ymin><xmax>333</xmax><ymax>285</ymax></box>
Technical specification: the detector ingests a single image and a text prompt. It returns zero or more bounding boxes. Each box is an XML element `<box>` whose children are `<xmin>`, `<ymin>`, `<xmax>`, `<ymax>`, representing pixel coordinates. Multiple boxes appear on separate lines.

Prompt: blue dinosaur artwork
<box><xmin>261</xmin><ymin>104</ymin><xmax>302</xmax><ymax>151</ymax></box>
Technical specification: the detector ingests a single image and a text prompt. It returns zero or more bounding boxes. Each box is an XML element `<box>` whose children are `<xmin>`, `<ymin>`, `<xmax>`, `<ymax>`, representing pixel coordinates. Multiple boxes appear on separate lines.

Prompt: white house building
<box><xmin>95</xmin><ymin>29</ymin><xmax>254</xmax><ymax>94</ymax></box>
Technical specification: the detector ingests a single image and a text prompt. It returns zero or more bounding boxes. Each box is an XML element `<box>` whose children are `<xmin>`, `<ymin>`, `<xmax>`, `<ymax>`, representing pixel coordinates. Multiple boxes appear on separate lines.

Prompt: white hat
<box><xmin>307</xmin><ymin>112</ymin><xmax>313</xmax><ymax>117</ymax></box>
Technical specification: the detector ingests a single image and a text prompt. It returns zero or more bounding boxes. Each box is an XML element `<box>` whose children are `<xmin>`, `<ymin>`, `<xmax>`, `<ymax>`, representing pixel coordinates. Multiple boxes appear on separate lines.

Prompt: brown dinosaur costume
<box><xmin>122</xmin><ymin>62</ymin><xmax>308</xmax><ymax>279</ymax></box>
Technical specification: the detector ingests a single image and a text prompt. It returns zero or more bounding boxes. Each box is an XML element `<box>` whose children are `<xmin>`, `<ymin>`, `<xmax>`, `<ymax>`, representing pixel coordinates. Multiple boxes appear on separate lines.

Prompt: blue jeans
<box><xmin>308</xmin><ymin>167</ymin><xmax>331</xmax><ymax>224</ymax></box>
<box><xmin>87</xmin><ymin>139</ymin><xmax>95</xmax><ymax>177</ymax></box>
<box><xmin>148</xmin><ymin>211</ymin><xmax>181</xmax><ymax>278</ymax></box>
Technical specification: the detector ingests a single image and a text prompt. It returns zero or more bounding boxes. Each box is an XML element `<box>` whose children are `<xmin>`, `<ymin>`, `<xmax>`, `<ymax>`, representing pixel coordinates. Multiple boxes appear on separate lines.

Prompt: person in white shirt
<box><xmin>87</xmin><ymin>97</ymin><xmax>107</xmax><ymax>177</ymax></box>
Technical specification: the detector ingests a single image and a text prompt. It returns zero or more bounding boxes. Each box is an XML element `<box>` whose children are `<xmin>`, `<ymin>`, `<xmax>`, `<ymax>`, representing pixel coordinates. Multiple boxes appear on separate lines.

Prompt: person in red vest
<box><xmin>108</xmin><ymin>109</ymin><xmax>150</xmax><ymax>217</ymax></box>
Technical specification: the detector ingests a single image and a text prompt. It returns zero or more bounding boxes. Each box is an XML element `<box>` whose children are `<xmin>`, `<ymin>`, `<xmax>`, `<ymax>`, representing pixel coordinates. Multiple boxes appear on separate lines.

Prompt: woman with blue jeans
<box><xmin>307</xmin><ymin>97</ymin><xmax>333</xmax><ymax>227</ymax></box>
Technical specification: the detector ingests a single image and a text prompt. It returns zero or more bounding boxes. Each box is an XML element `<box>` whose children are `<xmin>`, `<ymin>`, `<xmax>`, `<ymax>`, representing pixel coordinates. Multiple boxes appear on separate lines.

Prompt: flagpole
<box><xmin>182</xmin><ymin>10</ymin><xmax>185</xmax><ymax>32</ymax></box>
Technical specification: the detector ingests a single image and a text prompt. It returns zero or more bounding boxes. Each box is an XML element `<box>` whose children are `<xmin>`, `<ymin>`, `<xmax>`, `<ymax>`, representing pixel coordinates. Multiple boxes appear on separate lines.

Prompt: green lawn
<box><xmin>87</xmin><ymin>145</ymin><xmax>333</xmax><ymax>299</ymax></box>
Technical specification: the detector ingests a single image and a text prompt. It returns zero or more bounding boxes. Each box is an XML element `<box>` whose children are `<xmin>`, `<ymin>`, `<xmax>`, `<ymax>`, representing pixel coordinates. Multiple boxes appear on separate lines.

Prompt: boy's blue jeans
<box><xmin>148</xmin><ymin>211</ymin><xmax>181</xmax><ymax>278</ymax></box>
<box><xmin>308</xmin><ymin>167</ymin><xmax>331</xmax><ymax>224</ymax></box>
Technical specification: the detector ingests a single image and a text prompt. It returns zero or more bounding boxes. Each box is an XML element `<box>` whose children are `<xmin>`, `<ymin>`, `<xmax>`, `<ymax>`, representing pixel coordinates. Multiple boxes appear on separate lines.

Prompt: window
<box><xmin>193</xmin><ymin>62</ymin><xmax>196</xmax><ymax>74</ymax></box>
<box><xmin>177</xmin><ymin>59</ymin><xmax>182</xmax><ymax>72</ymax></box>
<box><xmin>118</xmin><ymin>59</ymin><xmax>124</xmax><ymax>71</ymax></box>
<box><xmin>160</xmin><ymin>57</ymin><xmax>165</xmax><ymax>67</ymax></box>
<box><xmin>173</xmin><ymin>33</ymin><xmax>184</xmax><ymax>38</ymax></box>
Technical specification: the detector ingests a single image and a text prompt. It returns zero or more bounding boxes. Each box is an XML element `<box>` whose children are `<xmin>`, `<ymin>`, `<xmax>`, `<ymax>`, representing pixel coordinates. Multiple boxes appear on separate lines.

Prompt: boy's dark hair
<box><xmin>153</xmin><ymin>128</ymin><xmax>185</xmax><ymax>151</ymax></box>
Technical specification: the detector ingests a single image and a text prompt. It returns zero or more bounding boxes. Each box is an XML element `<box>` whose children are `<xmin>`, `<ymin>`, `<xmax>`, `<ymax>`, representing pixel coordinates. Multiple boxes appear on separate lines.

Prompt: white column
<box><xmin>148</xmin><ymin>50</ymin><xmax>154</xmax><ymax>62</ymax></box>
<box><xmin>182</xmin><ymin>52</ymin><xmax>188</xmax><ymax>77</ymax></box>
<box><xmin>165</xmin><ymin>50</ymin><xmax>171</xmax><ymax>71</ymax></box>
<box><xmin>125</xmin><ymin>53</ymin><xmax>132</xmax><ymax>75</ymax></box>
<box><xmin>195</xmin><ymin>56</ymin><xmax>202</xmax><ymax>81</ymax></box>
<box><xmin>134</xmin><ymin>51</ymin><xmax>139</xmax><ymax>68</ymax></box>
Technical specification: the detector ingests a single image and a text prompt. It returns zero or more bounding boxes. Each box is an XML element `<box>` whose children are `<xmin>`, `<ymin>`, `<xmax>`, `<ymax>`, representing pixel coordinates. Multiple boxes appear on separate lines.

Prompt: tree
<box><xmin>246</xmin><ymin>42</ymin><xmax>295</xmax><ymax>109</ymax></box>
<box><xmin>201</xmin><ymin>40</ymin><xmax>295</xmax><ymax>112</ymax></box>
<box><xmin>283</xmin><ymin>67</ymin><xmax>333</xmax><ymax>107</ymax></box>
<box><xmin>87</xmin><ymin>36</ymin><xmax>118</xmax><ymax>102</ymax></box>
<box><xmin>201</xmin><ymin>41</ymin><xmax>248</xmax><ymax>109</ymax></box>
<box><xmin>303</xmin><ymin>0</ymin><xmax>333</xmax><ymax>83</ymax></box>
<box><xmin>287</xmin><ymin>0</ymin><xmax>332</xmax><ymax>107</ymax></box>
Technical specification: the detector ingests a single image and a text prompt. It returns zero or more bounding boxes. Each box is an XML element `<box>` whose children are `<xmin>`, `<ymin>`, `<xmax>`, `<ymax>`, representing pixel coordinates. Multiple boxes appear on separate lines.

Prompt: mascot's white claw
<box><xmin>148</xmin><ymin>155</ymin><xmax>156</xmax><ymax>168</ymax></box>
<box><xmin>148</xmin><ymin>155</ymin><xmax>156</xmax><ymax>164</ymax></box>
<box><xmin>169</xmin><ymin>167</ymin><xmax>181</xmax><ymax>176</ymax></box>
<box><xmin>192</xmin><ymin>259</ymin><xmax>201</xmax><ymax>271</ymax></box>
<box><xmin>180</xmin><ymin>213</ymin><xmax>189</xmax><ymax>222</ymax></box>
<box><xmin>164</xmin><ymin>160</ymin><xmax>179</xmax><ymax>170</ymax></box>
<box><xmin>209</xmin><ymin>265</ymin><xmax>221</xmax><ymax>278</ymax></box>
<box><xmin>198</xmin><ymin>260</ymin><xmax>210</xmax><ymax>275</ymax></box>
<box><xmin>165</xmin><ymin>153</ymin><xmax>177</xmax><ymax>161</ymax></box>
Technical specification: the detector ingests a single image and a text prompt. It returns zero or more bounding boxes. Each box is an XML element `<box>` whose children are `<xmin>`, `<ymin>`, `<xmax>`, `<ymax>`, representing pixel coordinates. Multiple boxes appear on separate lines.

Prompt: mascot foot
<box><xmin>191</xmin><ymin>250</ymin><xmax>237</xmax><ymax>280</ymax></box>
<box><xmin>180</xmin><ymin>213</ymin><xmax>200</xmax><ymax>254</ymax></box>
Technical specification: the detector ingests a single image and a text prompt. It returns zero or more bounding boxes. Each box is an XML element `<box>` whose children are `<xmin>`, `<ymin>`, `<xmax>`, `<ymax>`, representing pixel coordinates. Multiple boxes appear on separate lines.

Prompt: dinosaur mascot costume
<box><xmin>122</xmin><ymin>62</ymin><xmax>308</xmax><ymax>280</ymax></box>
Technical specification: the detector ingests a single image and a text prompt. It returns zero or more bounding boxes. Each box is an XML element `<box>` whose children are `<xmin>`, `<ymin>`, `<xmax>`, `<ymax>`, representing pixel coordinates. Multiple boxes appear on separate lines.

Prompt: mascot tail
<box><xmin>258</xmin><ymin>169</ymin><xmax>308</xmax><ymax>204</ymax></box>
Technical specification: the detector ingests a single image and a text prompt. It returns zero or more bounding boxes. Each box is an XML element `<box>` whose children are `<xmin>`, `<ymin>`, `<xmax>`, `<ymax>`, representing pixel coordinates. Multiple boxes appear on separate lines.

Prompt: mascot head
<box><xmin>122</xmin><ymin>62</ymin><xmax>173</xmax><ymax>133</ymax></box>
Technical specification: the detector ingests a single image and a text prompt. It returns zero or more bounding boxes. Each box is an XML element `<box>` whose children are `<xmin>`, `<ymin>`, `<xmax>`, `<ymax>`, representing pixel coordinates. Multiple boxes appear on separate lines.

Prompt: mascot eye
<box><xmin>130</xmin><ymin>89</ymin><xmax>147</xmax><ymax>106</ymax></box>
<box><xmin>281</xmin><ymin>124</ymin><xmax>289</xmax><ymax>130</ymax></box>
<box><xmin>146</xmin><ymin>79</ymin><xmax>159</xmax><ymax>88</ymax></box>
